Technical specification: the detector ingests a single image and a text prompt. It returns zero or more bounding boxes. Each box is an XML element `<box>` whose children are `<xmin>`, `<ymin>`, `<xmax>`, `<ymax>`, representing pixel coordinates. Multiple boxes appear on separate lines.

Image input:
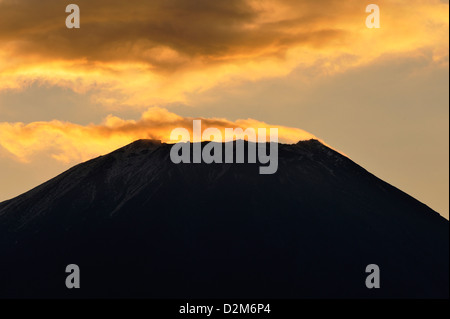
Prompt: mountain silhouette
<box><xmin>0</xmin><ymin>139</ymin><xmax>448</xmax><ymax>298</ymax></box>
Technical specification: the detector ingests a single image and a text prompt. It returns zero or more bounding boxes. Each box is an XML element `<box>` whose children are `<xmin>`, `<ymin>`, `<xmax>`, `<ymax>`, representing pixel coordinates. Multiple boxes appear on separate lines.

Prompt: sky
<box><xmin>0</xmin><ymin>0</ymin><xmax>448</xmax><ymax>218</ymax></box>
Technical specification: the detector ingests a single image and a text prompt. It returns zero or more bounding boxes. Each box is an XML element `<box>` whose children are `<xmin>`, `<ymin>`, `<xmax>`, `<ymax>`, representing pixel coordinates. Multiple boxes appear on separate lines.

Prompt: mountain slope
<box><xmin>0</xmin><ymin>139</ymin><xmax>448</xmax><ymax>298</ymax></box>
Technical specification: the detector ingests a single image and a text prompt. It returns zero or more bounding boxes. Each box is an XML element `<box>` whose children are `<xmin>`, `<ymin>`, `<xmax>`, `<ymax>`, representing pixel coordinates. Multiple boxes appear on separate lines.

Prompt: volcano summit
<box><xmin>0</xmin><ymin>139</ymin><xmax>447</xmax><ymax>298</ymax></box>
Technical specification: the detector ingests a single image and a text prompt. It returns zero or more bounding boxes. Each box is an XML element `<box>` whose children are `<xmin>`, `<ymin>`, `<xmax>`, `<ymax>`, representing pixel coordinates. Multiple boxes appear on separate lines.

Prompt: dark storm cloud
<box><xmin>0</xmin><ymin>0</ymin><xmax>349</xmax><ymax>71</ymax></box>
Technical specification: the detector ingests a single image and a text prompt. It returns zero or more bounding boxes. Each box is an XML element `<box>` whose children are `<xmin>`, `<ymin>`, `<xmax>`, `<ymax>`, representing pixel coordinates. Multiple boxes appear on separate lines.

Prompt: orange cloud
<box><xmin>0</xmin><ymin>0</ymin><xmax>447</xmax><ymax>109</ymax></box>
<box><xmin>0</xmin><ymin>107</ymin><xmax>320</xmax><ymax>164</ymax></box>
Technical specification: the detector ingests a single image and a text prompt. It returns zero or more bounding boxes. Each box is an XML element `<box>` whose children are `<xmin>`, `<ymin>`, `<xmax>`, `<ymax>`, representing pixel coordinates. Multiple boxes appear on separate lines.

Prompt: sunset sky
<box><xmin>0</xmin><ymin>0</ymin><xmax>448</xmax><ymax>217</ymax></box>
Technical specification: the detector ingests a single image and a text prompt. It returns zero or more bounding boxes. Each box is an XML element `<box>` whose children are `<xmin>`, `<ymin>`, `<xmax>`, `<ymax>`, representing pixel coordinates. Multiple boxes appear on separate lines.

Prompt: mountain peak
<box><xmin>0</xmin><ymin>139</ymin><xmax>447</xmax><ymax>298</ymax></box>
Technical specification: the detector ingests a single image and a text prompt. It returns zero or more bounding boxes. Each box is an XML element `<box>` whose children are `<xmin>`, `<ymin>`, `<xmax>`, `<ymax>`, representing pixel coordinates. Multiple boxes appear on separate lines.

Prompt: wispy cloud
<box><xmin>0</xmin><ymin>107</ymin><xmax>319</xmax><ymax>163</ymax></box>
